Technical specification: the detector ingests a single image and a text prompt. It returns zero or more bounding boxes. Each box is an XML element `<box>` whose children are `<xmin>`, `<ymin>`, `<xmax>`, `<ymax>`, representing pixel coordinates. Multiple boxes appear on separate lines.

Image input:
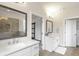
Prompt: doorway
<box><xmin>65</xmin><ymin>18</ymin><xmax>79</xmax><ymax>47</ymax></box>
<box><xmin>76</xmin><ymin>20</ymin><xmax>79</xmax><ymax>46</ymax></box>
<box><xmin>31</xmin><ymin>14</ymin><xmax>42</xmax><ymax>50</ymax></box>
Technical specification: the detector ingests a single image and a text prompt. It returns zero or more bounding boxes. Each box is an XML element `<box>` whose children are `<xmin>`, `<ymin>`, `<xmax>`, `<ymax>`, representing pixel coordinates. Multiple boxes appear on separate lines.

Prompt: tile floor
<box><xmin>39</xmin><ymin>47</ymin><xmax>79</xmax><ymax>56</ymax></box>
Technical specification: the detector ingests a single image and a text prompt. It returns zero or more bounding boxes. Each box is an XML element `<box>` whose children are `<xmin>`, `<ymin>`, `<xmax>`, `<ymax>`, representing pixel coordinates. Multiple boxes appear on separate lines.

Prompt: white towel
<box><xmin>54</xmin><ymin>47</ymin><xmax>67</xmax><ymax>55</ymax></box>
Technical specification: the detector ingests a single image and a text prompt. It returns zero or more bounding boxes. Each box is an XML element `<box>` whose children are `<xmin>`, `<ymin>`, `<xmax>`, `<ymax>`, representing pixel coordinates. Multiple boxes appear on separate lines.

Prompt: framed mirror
<box><xmin>46</xmin><ymin>20</ymin><xmax>53</xmax><ymax>33</ymax></box>
<box><xmin>0</xmin><ymin>5</ymin><xmax>27</xmax><ymax>39</ymax></box>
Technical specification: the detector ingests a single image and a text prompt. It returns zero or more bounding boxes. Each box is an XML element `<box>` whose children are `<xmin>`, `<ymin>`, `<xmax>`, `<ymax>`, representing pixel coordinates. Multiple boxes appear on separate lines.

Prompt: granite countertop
<box><xmin>0</xmin><ymin>40</ymin><xmax>39</xmax><ymax>56</ymax></box>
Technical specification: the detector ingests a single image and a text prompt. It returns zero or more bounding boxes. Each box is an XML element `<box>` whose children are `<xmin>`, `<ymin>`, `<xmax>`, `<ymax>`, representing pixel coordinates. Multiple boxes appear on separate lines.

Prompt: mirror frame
<box><xmin>46</xmin><ymin>20</ymin><xmax>53</xmax><ymax>34</ymax></box>
<box><xmin>0</xmin><ymin>5</ymin><xmax>27</xmax><ymax>39</ymax></box>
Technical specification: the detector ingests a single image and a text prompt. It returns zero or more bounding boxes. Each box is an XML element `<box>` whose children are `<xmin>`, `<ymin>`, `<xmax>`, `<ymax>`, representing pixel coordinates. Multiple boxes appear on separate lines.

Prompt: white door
<box><xmin>76</xmin><ymin>20</ymin><xmax>79</xmax><ymax>45</ymax></box>
<box><xmin>66</xmin><ymin>19</ymin><xmax>76</xmax><ymax>47</ymax></box>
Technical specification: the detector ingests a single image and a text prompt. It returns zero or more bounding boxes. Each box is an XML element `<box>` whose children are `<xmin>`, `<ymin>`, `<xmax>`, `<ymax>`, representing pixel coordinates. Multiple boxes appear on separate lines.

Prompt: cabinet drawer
<box><xmin>8</xmin><ymin>47</ymin><xmax>31</xmax><ymax>56</ymax></box>
<box><xmin>7</xmin><ymin>44</ymin><xmax>39</xmax><ymax>56</ymax></box>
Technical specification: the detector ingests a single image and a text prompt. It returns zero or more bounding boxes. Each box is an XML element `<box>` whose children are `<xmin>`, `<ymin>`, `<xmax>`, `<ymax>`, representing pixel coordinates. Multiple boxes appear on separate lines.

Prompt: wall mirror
<box><xmin>0</xmin><ymin>5</ymin><xmax>27</xmax><ymax>39</ymax></box>
<box><xmin>46</xmin><ymin>20</ymin><xmax>53</xmax><ymax>34</ymax></box>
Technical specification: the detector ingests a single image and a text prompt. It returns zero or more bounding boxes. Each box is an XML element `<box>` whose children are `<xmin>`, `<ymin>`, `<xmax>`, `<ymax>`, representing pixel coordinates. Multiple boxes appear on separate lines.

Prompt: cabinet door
<box><xmin>8</xmin><ymin>47</ymin><xmax>31</xmax><ymax>56</ymax></box>
<box><xmin>31</xmin><ymin>44</ymin><xmax>39</xmax><ymax>56</ymax></box>
<box><xmin>45</xmin><ymin>36</ymin><xmax>59</xmax><ymax>52</ymax></box>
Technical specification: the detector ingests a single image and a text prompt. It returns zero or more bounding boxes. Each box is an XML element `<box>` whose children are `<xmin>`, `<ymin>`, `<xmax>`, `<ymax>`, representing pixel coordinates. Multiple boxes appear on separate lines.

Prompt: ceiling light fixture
<box><xmin>46</xmin><ymin>6</ymin><xmax>62</xmax><ymax>18</ymax></box>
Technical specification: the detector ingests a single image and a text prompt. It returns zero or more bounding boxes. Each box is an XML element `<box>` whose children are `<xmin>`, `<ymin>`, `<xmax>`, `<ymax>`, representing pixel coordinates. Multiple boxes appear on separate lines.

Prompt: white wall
<box><xmin>62</xmin><ymin>7</ymin><xmax>79</xmax><ymax>46</ymax></box>
<box><xmin>49</xmin><ymin>6</ymin><xmax>79</xmax><ymax>47</ymax></box>
<box><xmin>47</xmin><ymin>10</ymin><xmax>64</xmax><ymax>47</ymax></box>
<box><xmin>43</xmin><ymin>5</ymin><xmax>79</xmax><ymax>47</ymax></box>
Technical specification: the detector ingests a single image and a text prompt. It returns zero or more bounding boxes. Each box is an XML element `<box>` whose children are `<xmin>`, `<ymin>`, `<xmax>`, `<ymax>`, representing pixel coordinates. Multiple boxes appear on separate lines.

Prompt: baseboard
<box><xmin>64</xmin><ymin>45</ymin><xmax>79</xmax><ymax>48</ymax></box>
<box><xmin>58</xmin><ymin>45</ymin><xmax>76</xmax><ymax>48</ymax></box>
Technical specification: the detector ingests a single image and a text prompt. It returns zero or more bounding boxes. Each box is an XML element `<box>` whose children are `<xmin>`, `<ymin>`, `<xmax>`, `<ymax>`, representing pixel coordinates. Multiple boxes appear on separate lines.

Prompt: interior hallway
<box><xmin>39</xmin><ymin>47</ymin><xmax>79</xmax><ymax>56</ymax></box>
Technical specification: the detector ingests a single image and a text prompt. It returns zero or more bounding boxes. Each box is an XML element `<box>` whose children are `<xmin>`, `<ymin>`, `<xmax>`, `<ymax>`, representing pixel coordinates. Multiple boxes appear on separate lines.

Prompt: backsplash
<box><xmin>0</xmin><ymin>37</ymin><xmax>27</xmax><ymax>47</ymax></box>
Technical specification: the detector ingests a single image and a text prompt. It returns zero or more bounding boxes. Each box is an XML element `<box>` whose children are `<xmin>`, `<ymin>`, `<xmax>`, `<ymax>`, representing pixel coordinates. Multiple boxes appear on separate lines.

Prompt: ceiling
<box><xmin>29</xmin><ymin>2</ymin><xmax>79</xmax><ymax>9</ymax></box>
<box><xmin>25</xmin><ymin>2</ymin><xmax>79</xmax><ymax>17</ymax></box>
<box><xmin>5</xmin><ymin>2</ymin><xmax>79</xmax><ymax>17</ymax></box>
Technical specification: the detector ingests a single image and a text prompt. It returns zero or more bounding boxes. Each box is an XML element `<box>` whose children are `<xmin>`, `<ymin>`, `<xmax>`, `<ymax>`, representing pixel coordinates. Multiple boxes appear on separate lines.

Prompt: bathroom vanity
<box><xmin>45</xmin><ymin>34</ymin><xmax>60</xmax><ymax>52</ymax></box>
<box><xmin>0</xmin><ymin>40</ymin><xmax>39</xmax><ymax>56</ymax></box>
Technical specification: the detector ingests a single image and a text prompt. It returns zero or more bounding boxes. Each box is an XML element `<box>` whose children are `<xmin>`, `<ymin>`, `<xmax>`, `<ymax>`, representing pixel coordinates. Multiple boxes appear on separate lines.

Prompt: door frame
<box><xmin>64</xmin><ymin>16</ymin><xmax>79</xmax><ymax>47</ymax></box>
<box><xmin>31</xmin><ymin>12</ymin><xmax>43</xmax><ymax>48</ymax></box>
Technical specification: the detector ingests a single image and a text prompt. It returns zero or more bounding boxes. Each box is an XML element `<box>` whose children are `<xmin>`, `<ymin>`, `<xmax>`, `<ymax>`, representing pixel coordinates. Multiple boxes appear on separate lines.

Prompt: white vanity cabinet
<box><xmin>8</xmin><ymin>47</ymin><xmax>31</xmax><ymax>56</ymax></box>
<box><xmin>45</xmin><ymin>36</ymin><xmax>59</xmax><ymax>52</ymax></box>
<box><xmin>7</xmin><ymin>44</ymin><xmax>39</xmax><ymax>56</ymax></box>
